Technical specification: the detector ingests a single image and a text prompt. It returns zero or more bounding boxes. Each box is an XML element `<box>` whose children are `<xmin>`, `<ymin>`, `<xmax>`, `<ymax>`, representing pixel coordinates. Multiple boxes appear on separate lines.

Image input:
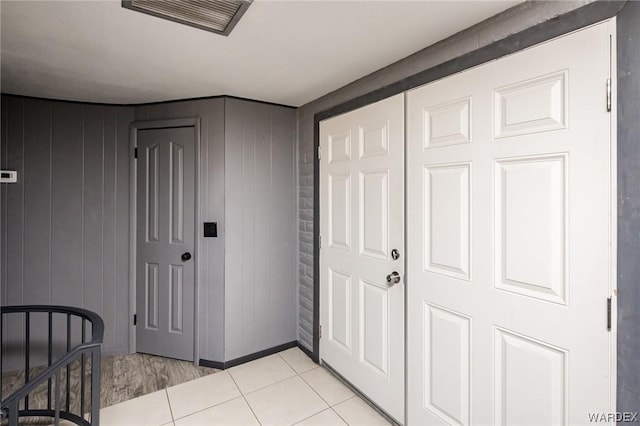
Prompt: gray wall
<box><xmin>224</xmin><ymin>98</ymin><xmax>297</xmax><ymax>361</ymax></box>
<box><xmin>135</xmin><ymin>97</ymin><xmax>297</xmax><ymax>363</ymax></box>
<box><xmin>1</xmin><ymin>95</ymin><xmax>133</xmax><ymax>369</ymax></box>
<box><xmin>135</xmin><ymin>98</ymin><xmax>226</xmax><ymax>363</ymax></box>
<box><xmin>616</xmin><ymin>0</ymin><xmax>640</xmax><ymax>413</ymax></box>
<box><xmin>1</xmin><ymin>95</ymin><xmax>297</xmax><ymax>368</ymax></box>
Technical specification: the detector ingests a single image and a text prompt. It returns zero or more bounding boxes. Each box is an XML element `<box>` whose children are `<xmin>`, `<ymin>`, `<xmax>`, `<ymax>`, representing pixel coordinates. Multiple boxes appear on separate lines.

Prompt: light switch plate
<box><xmin>203</xmin><ymin>222</ymin><xmax>218</xmax><ymax>237</ymax></box>
<box><xmin>0</xmin><ymin>170</ymin><xmax>17</xmax><ymax>183</ymax></box>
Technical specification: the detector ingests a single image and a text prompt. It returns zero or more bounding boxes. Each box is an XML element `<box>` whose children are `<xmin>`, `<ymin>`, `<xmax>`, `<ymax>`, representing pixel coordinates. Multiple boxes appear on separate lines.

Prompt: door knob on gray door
<box><xmin>181</xmin><ymin>252</ymin><xmax>192</xmax><ymax>262</ymax></box>
<box><xmin>386</xmin><ymin>271</ymin><xmax>401</xmax><ymax>286</ymax></box>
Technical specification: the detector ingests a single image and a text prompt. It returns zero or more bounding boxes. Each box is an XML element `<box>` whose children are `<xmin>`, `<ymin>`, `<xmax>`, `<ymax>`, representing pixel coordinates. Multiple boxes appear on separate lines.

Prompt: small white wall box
<box><xmin>0</xmin><ymin>170</ymin><xmax>17</xmax><ymax>183</ymax></box>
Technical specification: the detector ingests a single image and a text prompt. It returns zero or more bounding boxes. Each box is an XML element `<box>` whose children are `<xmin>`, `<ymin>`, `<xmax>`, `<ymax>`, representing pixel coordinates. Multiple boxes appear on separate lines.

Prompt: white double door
<box><xmin>320</xmin><ymin>21</ymin><xmax>614</xmax><ymax>425</ymax></box>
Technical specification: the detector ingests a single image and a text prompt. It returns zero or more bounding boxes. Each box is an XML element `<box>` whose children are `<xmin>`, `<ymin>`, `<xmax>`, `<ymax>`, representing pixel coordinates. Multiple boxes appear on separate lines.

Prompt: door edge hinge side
<box><xmin>319</xmin><ymin>325</ymin><xmax>322</xmax><ymax>339</ymax></box>
<box><xmin>606</xmin><ymin>297</ymin><xmax>612</xmax><ymax>331</ymax></box>
<box><xmin>134</xmin><ymin>147</ymin><xmax>138</xmax><ymax>159</ymax></box>
<box><xmin>319</xmin><ymin>235</ymin><xmax>322</xmax><ymax>249</ymax></box>
<box><xmin>606</xmin><ymin>78</ymin><xmax>612</xmax><ymax>112</ymax></box>
<box><xmin>317</xmin><ymin>146</ymin><xmax>322</xmax><ymax>160</ymax></box>
<box><xmin>133</xmin><ymin>313</ymin><xmax>137</xmax><ymax>326</ymax></box>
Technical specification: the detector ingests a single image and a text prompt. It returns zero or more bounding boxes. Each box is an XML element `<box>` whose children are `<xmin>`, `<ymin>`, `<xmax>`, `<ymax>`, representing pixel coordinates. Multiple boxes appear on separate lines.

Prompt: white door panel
<box><xmin>408</xmin><ymin>22</ymin><xmax>613</xmax><ymax>425</ymax></box>
<box><xmin>320</xmin><ymin>94</ymin><xmax>404</xmax><ymax>422</ymax></box>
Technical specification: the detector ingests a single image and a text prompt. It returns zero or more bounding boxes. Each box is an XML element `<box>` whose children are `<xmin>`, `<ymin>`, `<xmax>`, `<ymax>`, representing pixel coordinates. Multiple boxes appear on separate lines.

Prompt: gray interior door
<box><xmin>136</xmin><ymin>126</ymin><xmax>195</xmax><ymax>361</ymax></box>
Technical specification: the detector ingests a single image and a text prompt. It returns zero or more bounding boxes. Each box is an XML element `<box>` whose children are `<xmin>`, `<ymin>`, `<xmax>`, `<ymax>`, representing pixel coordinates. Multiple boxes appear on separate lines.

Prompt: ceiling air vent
<box><xmin>122</xmin><ymin>0</ymin><xmax>251</xmax><ymax>36</ymax></box>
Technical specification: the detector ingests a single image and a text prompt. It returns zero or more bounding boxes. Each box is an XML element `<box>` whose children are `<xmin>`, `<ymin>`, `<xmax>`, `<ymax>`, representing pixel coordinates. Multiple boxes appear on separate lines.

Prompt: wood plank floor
<box><xmin>1</xmin><ymin>352</ymin><xmax>219</xmax><ymax>415</ymax></box>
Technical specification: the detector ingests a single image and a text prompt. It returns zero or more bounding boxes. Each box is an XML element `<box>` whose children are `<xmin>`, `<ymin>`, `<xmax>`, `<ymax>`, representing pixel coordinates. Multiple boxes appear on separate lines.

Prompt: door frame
<box><xmin>312</xmin><ymin>12</ymin><xmax>621</xmax><ymax>420</ymax></box>
<box><xmin>129</xmin><ymin>118</ymin><xmax>201</xmax><ymax>363</ymax></box>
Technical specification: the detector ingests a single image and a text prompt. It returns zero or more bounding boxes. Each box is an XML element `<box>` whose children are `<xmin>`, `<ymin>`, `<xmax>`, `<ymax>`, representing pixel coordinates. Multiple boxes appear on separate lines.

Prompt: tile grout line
<box><xmin>295</xmin><ymin>365</ymin><xmax>359</xmax><ymax>425</ymax></box>
<box><xmin>277</xmin><ymin>351</ymin><xmax>341</xmax><ymax>426</ymax></box>
<box><xmin>164</xmin><ymin>389</ymin><xmax>176</xmax><ymax>424</ymax></box>
<box><xmin>277</xmin><ymin>350</ymin><xmax>321</xmax><ymax>375</ymax></box>
<box><xmin>101</xmin><ymin>349</ymin><xmax>334</xmax><ymax>425</ymax></box>
<box><xmin>297</xmin><ymin>367</ymin><xmax>343</xmax><ymax>409</ymax></box>
<box><xmin>230</xmin><ymin>355</ymin><xmax>299</xmax><ymax>395</ymax></box>
<box><xmin>285</xmin><ymin>376</ymin><xmax>329</xmax><ymax>425</ymax></box>
<box><xmin>227</xmin><ymin>351</ymin><xmax>324</xmax><ymax>425</ymax></box>
<box><xmin>296</xmin><ymin>349</ymin><xmax>393</xmax><ymax>425</ymax></box>
<box><xmin>227</xmin><ymin>370</ymin><xmax>263</xmax><ymax>426</ymax></box>
<box><xmin>286</xmin><ymin>349</ymin><xmax>389</xmax><ymax>426</ymax></box>
<box><xmin>331</xmin><ymin>396</ymin><xmax>359</xmax><ymax>426</ymax></box>
<box><xmin>294</xmin><ymin>407</ymin><xmax>346</xmax><ymax>426</ymax></box>
<box><xmin>167</xmin><ymin>372</ymin><xmax>243</xmax><ymax>422</ymax></box>
<box><xmin>288</xmin><ymin>351</ymin><xmax>354</xmax><ymax>410</ymax></box>
<box><xmin>170</xmin><ymin>395</ymin><xmax>245</xmax><ymax>423</ymax></box>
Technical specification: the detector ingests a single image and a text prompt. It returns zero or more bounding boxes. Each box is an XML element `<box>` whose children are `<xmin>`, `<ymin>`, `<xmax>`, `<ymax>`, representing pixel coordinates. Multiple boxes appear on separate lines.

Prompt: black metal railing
<box><xmin>0</xmin><ymin>305</ymin><xmax>104</xmax><ymax>426</ymax></box>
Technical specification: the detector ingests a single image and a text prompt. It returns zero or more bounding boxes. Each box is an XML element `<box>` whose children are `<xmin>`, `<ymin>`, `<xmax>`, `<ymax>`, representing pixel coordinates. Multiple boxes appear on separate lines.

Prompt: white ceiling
<box><xmin>1</xmin><ymin>0</ymin><xmax>521</xmax><ymax>107</ymax></box>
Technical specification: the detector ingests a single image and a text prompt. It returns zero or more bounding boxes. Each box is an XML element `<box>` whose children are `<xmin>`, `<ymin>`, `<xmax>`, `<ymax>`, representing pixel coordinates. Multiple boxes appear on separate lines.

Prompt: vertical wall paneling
<box><xmin>1</xmin><ymin>96</ymin><xmax>5</xmax><ymax>348</ymax></box>
<box><xmin>21</xmin><ymin>99</ymin><xmax>50</xmax><ymax>306</ymax></box>
<box><xmin>22</xmin><ymin>99</ymin><xmax>53</xmax><ymax>362</ymax></box>
<box><xmin>2</xmin><ymin>97</ymin><xmax>27</xmax><ymax>368</ymax></box>
<box><xmin>1</xmin><ymin>95</ymin><xmax>6</xmax><ymax>307</ymax></box>
<box><xmin>271</xmin><ymin>107</ymin><xmax>298</xmax><ymax>345</ymax></box>
<box><xmin>51</xmin><ymin>103</ymin><xmax>84</xmax><ymax>309</ymax></box>
<box><xmin>1</xmin><ymin>95</ymin><xmax>296</xmax><ymax>368</ymax></box>
<box><xmin>102</xmin><ymin>107</ymin><xmax>118</xmax><ymax>352</ymax></box>
<box><xmin>223</xmin><ymin>100</ymin><xmax>243</xmax><ymax>359</ymax></box>
<box><xmin>0</xmin><ymin>96</ymin><xmax>133</xmax><ymax>370</ymax></box>
<box><xmin>83</xmin><ymin>105</ymin><xmax>105</xmax><ymax>319</ymax></box>
<box><xmin>5</xmin><ymin>97</ymin><xmax>25</xmax><ymax>310</ymax></box>
<box><xmin>204</xmin><ymin>102</ymin><xmax>226</xmax><ymax>363</ymax></box>
<box><xmin>254</xmin><ymin>105</ymin><xmax>270</xmax><ymax>351</ymax></box>
<box><xmin>116</xmin><ymin>107</ymin><xmax>133</xmax><ymax>351</ymax></box>
<box><xmin>224</xmin><ymin>98</ymin><xmax>296</xmax><ymax>361</ymax></box>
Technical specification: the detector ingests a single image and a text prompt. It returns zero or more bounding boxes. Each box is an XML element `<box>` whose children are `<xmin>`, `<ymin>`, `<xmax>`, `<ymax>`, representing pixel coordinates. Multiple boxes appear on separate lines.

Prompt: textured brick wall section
<box><xmin>296</xmin><ymin>0</ymin><xmax>595</xmax><ymax>350</ymax></box>
<box><xmin>297</xmin><ymin>108</ymin><xmax>315</xmax><ymax>348</ymax></box>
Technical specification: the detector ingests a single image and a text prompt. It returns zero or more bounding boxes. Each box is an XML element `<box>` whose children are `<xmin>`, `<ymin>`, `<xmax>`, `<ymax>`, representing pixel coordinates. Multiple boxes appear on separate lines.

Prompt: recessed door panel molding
<box><xmin>423</xmin><ymin>303</ymin><xmax>471</xmax><ymax>426</ymax></box>
<box><xmin>494</xmin><ymin>327</ymin><xmax>567</xmax><ymax>426</ymax></box>
<box><xmin>425</xmin><ymin>163</ymin><xmax>471</xmax><ymax>280</ymax></box>
<box><xmin>329</xmin><ymin>269</ymin><xmax>352</xmax><ymax>354</ymax></box>
<box><xmin>169</xmin><ymin>265</ymin><xmax>183</xmax><ymax>333</ymax></box>
<box><xmin>359</xmin><ymin>120</ymin><xmax>389</xmax><ymax>159</ymax></box>
<box><xmin>494</xmin><ymin>70</ymin><xmax>568</xmax><ymax>139</ymax></box>
<box><xmin>424</xmin><ymin>97</ymin><xmax>472</xmax><ymax>148</ymax></box>
<box><xmin>408</xmin><ymin>22</ymin><xmax>613</xmax><ymax>425</ymax></box>
<box><xmin>329</xmin><ymin>131</ymin><xmax>351</xmax><ymax>163</ymax></box>
<box><xmin>359</xmin><ymin>279</ymin><xmax>389</xmax><ymax>379</ymax></box>
<box><xmin>360</xmin><ymin>170</ymin><xmax>389</xmax><ymax>260</ymax></box>
<box><xmin>146</xmin><ymin>262</ymin><xmax>159</xmax><ymax>330</ymax></box>
<box><xmin>146</xmin><ymin>143</ymin><xmax>160</xmax><ymax>243</ymax></box>
<box><xmin>329</xmin><ymin>173</ymin><xmax>351</xmax><ymax>251</ymax></box>
<box><xmin>495</xmin><ymin>154</ymin><xmax>567</xmax><ymax>304</ymax></box>
<box><xmin>170</xmin><ymin>142</ymin><xmax>184</xmax><ymax>244</ymax></box>
<box><xmin>320</xmin><ymin>93</ymin><xmax>404</xmax><ymax>422</ymax></box>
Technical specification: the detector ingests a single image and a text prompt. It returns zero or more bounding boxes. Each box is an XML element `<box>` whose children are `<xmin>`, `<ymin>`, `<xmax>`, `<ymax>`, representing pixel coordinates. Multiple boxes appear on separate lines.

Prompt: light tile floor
<box><xmin>99</xmin><ymin>347</ymin><xmax>391</xmax><ymax>426</ymax></box>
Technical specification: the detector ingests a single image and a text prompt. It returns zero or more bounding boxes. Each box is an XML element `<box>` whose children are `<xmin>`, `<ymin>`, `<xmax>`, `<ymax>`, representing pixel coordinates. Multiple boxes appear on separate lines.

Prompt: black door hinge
<box><xmin>134</xmin><ymin>147</ymin><xmax>138</xmax><ymax>159</ymax></box>
<box><xmin>133</xmin><ymin>313</ymin><xmax>137</xmax><ymax>326</ymax></box>
<box><xmin>606</xmin><ymin>297</ymin><xmax>612</xmax><ymax>331</ymax></box>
